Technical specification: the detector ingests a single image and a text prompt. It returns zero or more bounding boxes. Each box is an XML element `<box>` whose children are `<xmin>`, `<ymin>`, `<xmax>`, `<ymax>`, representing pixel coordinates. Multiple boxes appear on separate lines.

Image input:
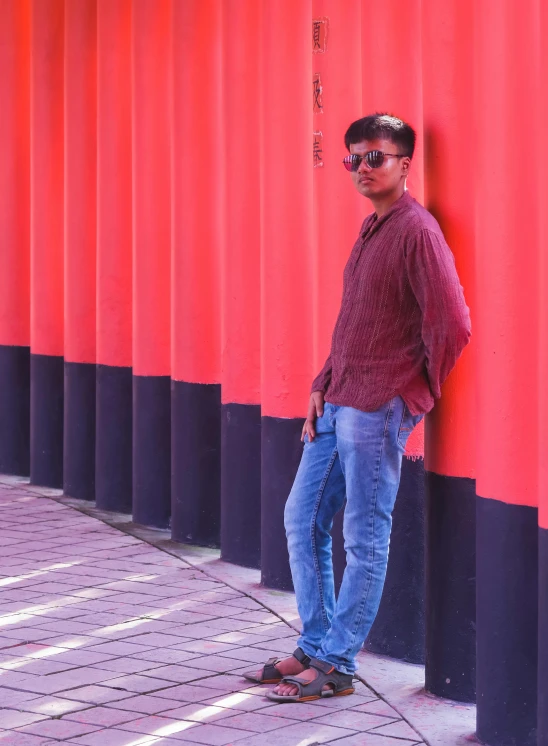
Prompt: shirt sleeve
<box><xmin>311</xmin><ymin>354</ymin><xmax>332</xmax><ymax>394</ymax></box>
<box><xmin>405</xmin><ymin>227</ymin><xmax>471</xmax><ymax>399</ymax></box>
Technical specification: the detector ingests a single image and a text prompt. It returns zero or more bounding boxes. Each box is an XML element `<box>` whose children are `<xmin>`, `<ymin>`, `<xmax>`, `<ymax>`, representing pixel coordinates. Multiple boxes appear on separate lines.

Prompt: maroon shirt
<box><xmin>312</xmin><ymin>191</ymin><xmax>471</xmax><ymax>416</ymax></box>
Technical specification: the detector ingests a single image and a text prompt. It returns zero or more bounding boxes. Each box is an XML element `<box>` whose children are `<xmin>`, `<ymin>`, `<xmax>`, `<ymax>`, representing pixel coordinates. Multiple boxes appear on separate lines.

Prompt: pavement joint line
<box><xmin>0</xmin><ymin>476</ymin><xmax>428</xmax><ymax>745</ymax></box>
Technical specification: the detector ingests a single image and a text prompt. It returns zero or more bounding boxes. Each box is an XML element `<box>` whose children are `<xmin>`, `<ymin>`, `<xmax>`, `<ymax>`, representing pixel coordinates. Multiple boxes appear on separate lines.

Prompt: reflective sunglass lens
<box><xmin>366</xmin><ymin>150</ymin><xmax>384</xmax><ymax>168</ymax></box>
<box><xmin>342</xmin><ymin>155</ymin><xmax>359</xmax><ymax>171</ymax></box>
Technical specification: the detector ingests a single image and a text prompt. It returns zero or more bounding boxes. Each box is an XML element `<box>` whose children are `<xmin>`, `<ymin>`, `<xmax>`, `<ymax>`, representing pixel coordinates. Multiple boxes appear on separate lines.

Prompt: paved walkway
<box><xmin>0</xmin><ymin>478</ymin><xmax>473</xmax><ymax>746</ymax></box>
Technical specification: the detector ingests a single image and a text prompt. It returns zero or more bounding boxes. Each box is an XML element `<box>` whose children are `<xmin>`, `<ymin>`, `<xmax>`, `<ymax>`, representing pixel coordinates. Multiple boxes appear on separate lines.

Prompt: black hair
<box><xmin>344</xmin><ymin>113</ymin><xmax>416</xmax><ymax>158</ymax></box>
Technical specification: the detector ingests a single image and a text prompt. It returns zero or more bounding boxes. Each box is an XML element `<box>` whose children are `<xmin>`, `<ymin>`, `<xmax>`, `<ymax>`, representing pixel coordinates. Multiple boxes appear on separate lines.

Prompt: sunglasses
<box><xmin>342</xmin><ymin>151</ymin><xmax>405</xmax><ymax>171</ymax></box>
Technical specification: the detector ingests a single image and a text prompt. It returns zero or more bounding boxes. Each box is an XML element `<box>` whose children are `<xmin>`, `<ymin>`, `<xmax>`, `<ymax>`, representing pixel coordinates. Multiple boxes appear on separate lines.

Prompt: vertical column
<box><xmin>539</xmin><ymin>5</ymin><xmax>548</xmax><ymax>741</ymax></box>
<box><xmin>63</xmin><ymin>0</ymin><xmax>97</xmax><ymax>501</ymax></box>
<box><xmin>358</xmin><ymin>0</ymin><xmax>427</xmax><ymax>663</ymax></box>
<box><xmin>132</xmin><ymin>0</ymin><xmax>171</xmax><ymax>527</ymax></box>
<box><xmin>220</xmin><ymin>0</ymin><xmax>261</xmax><ymax>567</ymax></box>
<box><xmin>96</xmin><ymin>0</ymin><xmax>133</xmax><ymax>513</ymax></box>
<box><xmin>260</xmin><ymin>0</ymin><xmax>313</xmax><ymax>589</ymax></box>
<box><xmin>421</xmin><ymin>0</ymin><xmax>476</xmax><ymax>700</ymax></box>
<box><xmin>475</xmin><ymin>1</ymin><xmax>540</xmax><ymax>743</ymax></box>
<box><xmin>30</xmin><ymin>0</ymin><xmax>64</xmax><ymax>488</ymax></box>
<box><xmin>0</xmin><ymin>0</ymin><xmax>31</xmax><ymax>475</ymax></box>
<box><xmin>171</xmin><ymin>0</ymin><xmax>222</xmax><ymax>547</ymax></box>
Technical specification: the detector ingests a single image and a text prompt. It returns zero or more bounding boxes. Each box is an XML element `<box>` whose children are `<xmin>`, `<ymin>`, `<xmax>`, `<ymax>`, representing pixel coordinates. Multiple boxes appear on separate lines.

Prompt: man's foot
<box><xmin>248</xmin><ymin>654</ymin><xmax>306</xmax><ymax>684</ymax></box>
<box><xmin>242</xmin><ymin>648</ymin><xmax>311</xmax><ymax>685</ymax></box>
<box><xmin>272</xmin><ymin>664</ymin><xmax>332</xmax><ymax>697</ymax></box>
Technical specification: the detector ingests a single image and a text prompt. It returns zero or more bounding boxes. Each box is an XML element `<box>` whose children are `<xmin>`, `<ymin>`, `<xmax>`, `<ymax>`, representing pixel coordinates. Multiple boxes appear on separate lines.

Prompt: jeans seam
<box><xmin>343</xmin><ymin>398</ymin><xmax>394</xmax><ymax>657</ymax></box>
<box><xmin>310</xmin><ymin>447</ymin><xmax>339</xmax><ymax>635</ymax></box>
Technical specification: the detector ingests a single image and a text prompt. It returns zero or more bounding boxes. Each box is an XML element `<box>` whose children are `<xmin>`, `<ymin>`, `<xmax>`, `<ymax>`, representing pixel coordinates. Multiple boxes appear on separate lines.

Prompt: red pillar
<box><xmin>359</xmin><ymin>0</ymin><xmax>427</xmax><ymax>663</ymax></box>
<box><xmin>95</xmin><ymin>0</ymin><xmax>133</xmax><ymax>513</ymax></box>
<box><xmin>0</xmin><ymin>0</ymin><xmax>31</xmax><ymax>475</ymax></box>
<box><xmin>30</xmin><ymin>0</ymin><xmax>65</xmax><ymax>487</ymax></box>
<box><xmin>171</xmin><ymin>0</ymin><xmax>222</xmax><ymax>546</ymax></box>
<box><xmin>260</xmin><ymin>0</ymin><xmax>314</xmax><ymax>589</ymax></box>
<box><xmin>63</xmin><ymin>0</ymin><xmax>97</xmax><ymax>500</ymax></box>
<box><xmin>422</xmin><ymin>0</ymin><xmax>476</xmax><ymax>702</ymax></box>
<box><xmin>220</xmin><ymin>0</ymin><xmax>261</xmax><ymax>567</ymax></box>
<box><xmin>132</xmin><ymin>0</ymin><xmax>171</xmax><ymax>527</ymax></box>
<box><xmin>474</xmin><ymin>0</ymin><xmax>540</xmax><ymax>742</ymax></box>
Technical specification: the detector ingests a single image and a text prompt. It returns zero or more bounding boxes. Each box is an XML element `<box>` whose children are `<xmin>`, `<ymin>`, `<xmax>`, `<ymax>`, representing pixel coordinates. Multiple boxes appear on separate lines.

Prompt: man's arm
<box><xmin>406</xmin><ymin>227</ymin><xmax>471</xmax><ymax>399</ymax></box>
<box><xmin>311</xmin><ymin>353</ymin><xmax>332</xmax><ymax>395</ymax></box>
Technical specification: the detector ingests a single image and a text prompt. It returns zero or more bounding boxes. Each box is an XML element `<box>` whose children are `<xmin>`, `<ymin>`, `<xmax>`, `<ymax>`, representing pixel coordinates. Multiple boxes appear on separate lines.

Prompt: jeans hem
<box><xmin>315</xmin><ymin>655</ymin><xmax>356</xmax><ymax>677</ymax></box>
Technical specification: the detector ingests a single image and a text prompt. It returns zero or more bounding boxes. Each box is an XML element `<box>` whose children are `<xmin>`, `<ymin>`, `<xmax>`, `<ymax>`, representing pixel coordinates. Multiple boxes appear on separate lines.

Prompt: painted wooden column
<box><xmin>131</xmin><ymin>0</ymin><xmax>171</xmax><ymax>528</ymax></box>
<box><xmin>260</xmin><ymin>0</ymin><xmax>314</xmax><ymax>589</ymax></box>
<box><xmin>357</xmin><ymin>0</ymin><xmax>427</xmax><ymax>664</ymax></box>
<box><xmin>220</xmin><ymin>0</ymin><xmax>261</xmax><ymax>568</ymax></box>
<box><xmin>171</xmin><ymin>0</ymin><xmax>222</xmax><ymax>547</ymax></box>
<box><xmin>475</xmin><ymin>0</ymin><xmax>540</xmax><ymax>743</ymax></box>
<box><xmin>30</xmin><ymin>0</ymin><xmax>65</xmax><ymax>488</ymax></box>
<box><xmin>422</xmin><ymin>0</ymin><xmax>477</xmax><ymax>702</ymax></box>
<box><xmin>95</xmin><ymin>0</ymin><xmax>133</xmax><ymax>513</ymax></box>
<box><xmin>0</xmin><ymin>0</ymin><xmax>31</xmax><ymax>476</ymax></box>
<box><xmin>63</xmin><ymin>0</ymin><xmax>97</xmax><ymax>501</ymax></box>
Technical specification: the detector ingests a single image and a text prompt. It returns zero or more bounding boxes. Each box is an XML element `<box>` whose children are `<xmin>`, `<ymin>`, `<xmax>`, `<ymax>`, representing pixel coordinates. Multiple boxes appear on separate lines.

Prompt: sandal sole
<box><xmin>267</xmin><ymin>687</ymin><xmax>355</xmax><ymax>703</ymax></box>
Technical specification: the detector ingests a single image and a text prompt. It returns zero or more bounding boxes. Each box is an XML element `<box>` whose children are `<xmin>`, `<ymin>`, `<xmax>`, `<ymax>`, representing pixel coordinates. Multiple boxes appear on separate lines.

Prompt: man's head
<box><xmin>343</xmin><ymin>114</ymin><xmax>416</xmax><ymax>201</ymax></box>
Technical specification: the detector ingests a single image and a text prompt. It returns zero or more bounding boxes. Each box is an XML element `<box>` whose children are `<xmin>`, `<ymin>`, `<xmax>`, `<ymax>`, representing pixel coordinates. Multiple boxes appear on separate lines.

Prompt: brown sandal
<box><xmin>242</xmin><ymin>647</ymin><xmax>311</xmax><ymax>684</ymax></box>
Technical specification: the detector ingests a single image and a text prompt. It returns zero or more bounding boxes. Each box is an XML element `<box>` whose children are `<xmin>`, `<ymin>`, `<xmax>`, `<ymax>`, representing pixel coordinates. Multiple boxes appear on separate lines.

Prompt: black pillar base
<box><xmin>364</xmin><ymin>456</ymin><xmax>426</xmax><ymax>664</ymax></box>
<box><xmin>95</xmin><ymin>364</ymin><xmax>133</xmax><ymax>513</ymax></box>
<box><xmin>63</xmin><ymin>361</ymin><xmax>96</xmax><ymax>501</ymax></box>
<box><xmin>476</xmin><ymin>496</ymin><xmax>538</xmax><ymax>746</ymax></box>
<box><xmin>539</xmin><ymin>526</ymin><xmax>548</xmax><ymax>746</ymax></box>
<box><xmin>220</xmin><ymin>403</ymin><xmax>261</xmax><ymax>568</ymax></box>
<box><xmin>30</xmin><ymin>353</ymin><xmax>64</xmax><ymax>488</ymax></box>
<box><xmin>0</xmin><ymin>345</ymin><xmax>30</xmax><ymax>475</ymax></box>
<box><xmin>260</xmin><ymin>415</ymin><xmax>304</xmax><ymax>590</ymax></box>
<box><xmin>425</xmin><ymin>472</ymin><xmax>476</xmax><ymax>702</ymax></box>
<box><xmin>132</xmin><ymin>375</ymin><xmax>171</xmax><ymax>529</ymax></box>
<box><xmin>171</xmin><ymin>380</ymin><xmax>221</xmax><ymax>546</ymax></box>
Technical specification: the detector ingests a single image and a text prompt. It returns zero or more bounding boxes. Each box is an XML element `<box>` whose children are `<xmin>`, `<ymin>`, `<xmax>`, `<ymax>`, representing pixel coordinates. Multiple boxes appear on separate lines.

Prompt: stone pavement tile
<box><xmin>195</xmin><ymin>675</ymin><xmax>252</xmax><ymax>693</ymax></box>
<box><xmin>0</xmin><ymin>657</ymin><xmax>78</xmax><ymax>675</ymax></box>
<box><xmin>212</xmin><ymin>710</ymin><xmax>299</xmax><ymax>732</ymax></box>
<box><xmin>351</xmin><ymin>699</ymin><xmax>401</xmax><ymax>719</ymax></box>
<box><xmin>83</xmin><ymin>641</ymin><xmax>156</xmax><ymax>656</ymax></box>
<box><xmin>368</xmin><ymin>719</ymin><xmax>422</xmax><ymax>740</ymax></box>
<box><xmin>227</xmin><ymin>612</ymin><xmax>278</xmax><ymax>625</ymax></box>
<box><xmin>215</xmin><ymin>647</ymin><xmax>269</xmax><ymax>664</ymax></box>
<box><xmin>116</xmin><ymin>715</ymin><xmax>199</xmax><ymax>738</ymax></box>
<box><xmin>232</xmin><ymin>721</ymin><xmax>355</xmax><ymax>745</ymax></box>
<box><xmin>330</xmin><ymin>735</ymin><xmax>422</xmax><ymax>746</ymax></box>
<box><xmin>16</xmin><ymin>695</ymin><xmax>91</xmax><ymax>716</ymax></box>
<box><xmin>153</xmin><ymin>682</ymin><xmax>233</xmax><ymax>703</ymax></box>
<box><xmin>17</xmin><ymin>718</ymin><xmax>101</xmax><ymax>740</ymax></box>
<box><xmin>307</xmin><ymin>692</ymin><xmax>379</xmax><ymax>711</ymax></box>
<box><xmin>63</xmin><ymin>707</ymin><xmax>139</xmax><ymax>727</ymax></box>
<box><xmin>35</xmin><ymin>620</ymin><xmax>104</xmax><ymax>635</ymax></box>
<box><xmin>91</xmin><ymin>658</ymin><xmax>164</xmax><ymax>675</ymax></box>
<box><xmin>200</xmin><ymin>692</ymin><xmax>273</xmax><ymax>713</ymax></box>
<box><xmin>0</xmin><ymin>688</ymin><xmax>40</xmax><ymax>707</ymax></box>
<box><xmin>0</xmin><ymin>628</ymin><xmax>58</xmax><ymax>643</ymax></box>
<box><xmin>67</xmin><ymin>729</ymin><xmax>159</xmax><ymax>746</ymax></box>
<box><xmin>0</xmin><ymin>711</ymin><xmax>49</xmax><ymax>729</ymax></box>
<box><xmin>218</xmin><ymin>598</ymin><xmax>263</xmax><ymax>612</ymax></box>
<box><xmin>0</xmin><ymin>731</ymin><xmax>52</xmax><ymax>745</ymax></box>
<box><xmin>106</xmin><ymin>695</ymin><xmax>186</xmax><ymax>715</ymax></box>
<box><xmin>159</xmin><ymin>703</ymin><xmax>232</xmax><ymax>724</ymax></box>
<box><xmin>121</xmin><ymin>633</ymin><xmax>187</xmax><ymax>649</ymax></box>
<box><xmin>159</xmin><ymin>723</ymin><xmax>252</xmax><ymax>745</ymax></box>
<box><xmin>187</xmin><ymin>619</ymin><xmax>252</xmax><ymax>634</ymax></box>
<box><xmin>131</xmin><ymin>650</ymin><xmax>201</xmax><ymax>666</ymax></box>
<box><xmin>44</xmin><ymin>649</ymin><xmax>117</xmax><ymax>666</ymax></box>
<box><xmin>4</xmin><ymin>666</ymin><xmax>123</xmax><ymax>695</ymax></box>
<box><xmin>34</xmin><ymin>635</ymin><xmax>105</xmax><ymax>650</ymax></box>
<box><xmin>100</xmin><ymin>674</ymin><xmax>177</xmax><ymax>694</ymax></box>
<box><xmin>172</xmin><ymin>641</ymin><xmax>238</xmax><ymax>656</ymax></box>
<box><xmin>61</xmin><ymin>685</ymin><xmax>137</xmax><ymax>705</ymax></box>
<box><xmin>137</xmin><ymin>665</ymin><xmax>213</xmax><ymax>684</ymax></box>
<box><xmin>312</xmin><ymin>709</ymin><xmax>398</xmax><ymax>730</ymax></box>
<box><xmin>257</xmin><ymin>702</ymin><xmax>331</xmax><ymax>721</ymax></box>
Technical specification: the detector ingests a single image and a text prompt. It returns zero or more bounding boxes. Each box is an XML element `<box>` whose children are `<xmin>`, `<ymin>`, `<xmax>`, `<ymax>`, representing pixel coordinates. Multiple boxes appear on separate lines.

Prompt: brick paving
<box><xmin>0</xmin><ymin>479</ymin><xmax>426</xmax><ymax>746</ymax></box>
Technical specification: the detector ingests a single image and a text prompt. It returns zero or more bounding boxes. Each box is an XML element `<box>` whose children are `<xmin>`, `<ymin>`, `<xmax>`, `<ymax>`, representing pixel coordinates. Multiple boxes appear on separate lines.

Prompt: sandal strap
<box><xmin>261</xmin><ymin>657</ymin><xmax>282</xmax><ymax>680</ymax></box>
<box><xmin>293</xmin><ymin>647</ymin><xmax>311</xmax><ymax>666</ymax></box>
<box><xmin>309</xmin><ymin>657</ymin><xmax>336</xmax><ymax>675</ymax></box>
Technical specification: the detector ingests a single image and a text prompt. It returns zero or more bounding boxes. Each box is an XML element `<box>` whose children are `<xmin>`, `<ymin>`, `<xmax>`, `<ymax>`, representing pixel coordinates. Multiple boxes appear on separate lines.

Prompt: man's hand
<box><xmin>301</xmin><ymin>391</ymin><xmax>325</xmax><ymax>442</ymax></box>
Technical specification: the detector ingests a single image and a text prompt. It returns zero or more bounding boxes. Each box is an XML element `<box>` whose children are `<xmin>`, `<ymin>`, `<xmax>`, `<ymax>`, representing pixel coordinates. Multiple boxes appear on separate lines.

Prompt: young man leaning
<box><xmin>244</xmin><ymin>113</ymin><xmax>471</xmax><ymax>703</ymax></box>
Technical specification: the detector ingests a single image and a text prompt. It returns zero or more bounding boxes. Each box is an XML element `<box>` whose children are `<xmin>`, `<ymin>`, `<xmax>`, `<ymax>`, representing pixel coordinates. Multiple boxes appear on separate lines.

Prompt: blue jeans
<box><xmin>284</xmin><ymin>397</ymin><xmax>423</xmax><ymax>676</ymax></box>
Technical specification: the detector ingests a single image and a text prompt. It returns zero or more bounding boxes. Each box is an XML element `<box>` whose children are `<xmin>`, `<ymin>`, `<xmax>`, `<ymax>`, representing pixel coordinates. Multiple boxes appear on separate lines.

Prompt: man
<box><xmin>244</xmin><ymin>114</ymin><xmax>471</xmax><ymax>702</ymax></box>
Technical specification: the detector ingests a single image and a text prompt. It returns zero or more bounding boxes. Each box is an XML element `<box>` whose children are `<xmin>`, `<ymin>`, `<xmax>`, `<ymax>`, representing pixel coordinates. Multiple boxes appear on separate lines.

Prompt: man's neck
<box><xmin>370</xmin><ymin>186</ymin><xmax>407</xmax><ymax>219</ymax></box>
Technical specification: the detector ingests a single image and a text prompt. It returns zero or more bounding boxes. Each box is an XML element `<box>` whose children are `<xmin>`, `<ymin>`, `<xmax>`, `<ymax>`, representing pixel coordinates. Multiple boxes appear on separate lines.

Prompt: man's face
<box><xmin>349</xmin><ymin>138</ymin><xmax>410</xmax><ymax>200</ymax></box>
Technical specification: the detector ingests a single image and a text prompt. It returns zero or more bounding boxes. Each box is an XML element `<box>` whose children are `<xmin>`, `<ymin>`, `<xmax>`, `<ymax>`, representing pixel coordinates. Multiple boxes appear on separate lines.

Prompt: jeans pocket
<box><xmin>397</xmin><ymin>401</ymin><xmax>422</xmax><ymax>448</ymax></box>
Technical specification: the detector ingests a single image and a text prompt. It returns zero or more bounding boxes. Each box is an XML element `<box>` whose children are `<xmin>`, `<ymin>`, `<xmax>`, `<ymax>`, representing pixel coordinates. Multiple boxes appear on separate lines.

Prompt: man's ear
<box><xmin>401</xmin><ymin>157</ymin><xmax>411</xmax><ymax>176</ymax></box>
